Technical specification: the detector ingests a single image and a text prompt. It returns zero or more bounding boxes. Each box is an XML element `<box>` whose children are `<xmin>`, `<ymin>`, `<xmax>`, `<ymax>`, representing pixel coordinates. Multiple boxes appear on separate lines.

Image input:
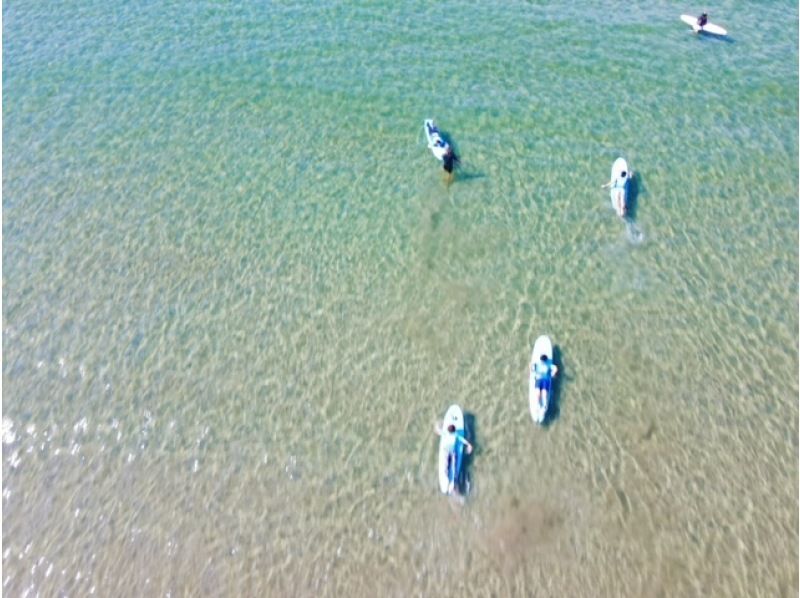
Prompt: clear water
<box><xmin>3</xmin><ymin>1</ymin><xmax>798</xmax><ymax>596</ymax></box>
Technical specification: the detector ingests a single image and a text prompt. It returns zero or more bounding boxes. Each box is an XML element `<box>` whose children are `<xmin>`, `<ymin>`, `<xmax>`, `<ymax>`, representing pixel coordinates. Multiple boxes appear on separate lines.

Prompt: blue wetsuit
<box><xmin>447</xmin><ymin>430</ymin><xmax>468</xmax><ymax>485</ymax></box>
<box><xmin>443</xmin><ymin>150</ymin><xmax>458</xmax><ymax>174</ymax></box>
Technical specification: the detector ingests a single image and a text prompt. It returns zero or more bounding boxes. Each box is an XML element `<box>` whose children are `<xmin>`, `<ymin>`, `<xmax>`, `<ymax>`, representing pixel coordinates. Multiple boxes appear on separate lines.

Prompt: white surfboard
<box><xmin>438</xmin><ymin>404</ymin><xmax>465</xmax><ymax>494</ymax></box>
<box><xmin>424</xmin><ymin>119</ymin><xmax>449</xmax><ymax>161</ymax></box>
<box><xmin>529</xmin><ymin>335</ymin><xmax>553</xmax><ymax>424</ymax></box>
<box><xmin>610</xmin><ymin>157</ymin><xmax>629</xmax><ymax>218</ymax></box>
<box><xmin>680</xmin><ymin>14</ymin><xmax>727</xmax><ymax>36</ymax></box>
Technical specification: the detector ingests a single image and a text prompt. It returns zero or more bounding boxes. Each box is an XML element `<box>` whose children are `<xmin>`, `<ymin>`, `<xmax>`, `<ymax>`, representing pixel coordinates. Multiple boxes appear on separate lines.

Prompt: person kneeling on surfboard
<box><xmin>532</xmin><ymin>355</ymin><xmax>558</xmax><ymax>408</ymax></box>
<box><xmin>697</xmin><ymin>13</ymin><xmax>708</xmax><ymax>28</ymax></box>
<box><xmin>434</xmin><ymin>422</ymin><xmax>473</xmax><ymax>494</ymax></box>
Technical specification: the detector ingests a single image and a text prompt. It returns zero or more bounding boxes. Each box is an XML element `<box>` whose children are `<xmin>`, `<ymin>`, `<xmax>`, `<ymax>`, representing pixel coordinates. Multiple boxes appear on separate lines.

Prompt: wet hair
<box><xmin>447</xmin><ymin>424</ymin><xmax>456</xmax><ymax>433</ymax></box>
<box><xmin>540</xmin><ymin>354</ymin><xmax>548</xmax><ymax>362</ymax></box>
<box><xmin>621</xmin><ymin>171</ymin><xmax>626</xmax><ymax>177</ymax></box>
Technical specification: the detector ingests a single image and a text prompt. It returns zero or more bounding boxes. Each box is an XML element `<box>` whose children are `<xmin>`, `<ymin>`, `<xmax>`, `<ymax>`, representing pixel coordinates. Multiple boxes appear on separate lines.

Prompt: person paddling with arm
<box><xmin>601</xmin><ymin>164</ymin><xmax>634</xmax><ymax>187</ymax></box>
<box><xmin>434</xmin><ymin>421</ymin><xmax>473</xmax><ymax>494</ymax></box>
<box><xmin>601</xmin><ymin>168</ymin><xmax>633</xmax><ymax>217</ymax></box>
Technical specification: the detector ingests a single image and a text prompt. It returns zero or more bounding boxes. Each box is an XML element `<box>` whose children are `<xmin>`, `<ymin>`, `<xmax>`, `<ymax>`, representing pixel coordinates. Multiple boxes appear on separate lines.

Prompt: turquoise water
<box><xmin>3</xmin><ymin>1</ymin><xmax>798</xmax><ymax>595</ymax></box>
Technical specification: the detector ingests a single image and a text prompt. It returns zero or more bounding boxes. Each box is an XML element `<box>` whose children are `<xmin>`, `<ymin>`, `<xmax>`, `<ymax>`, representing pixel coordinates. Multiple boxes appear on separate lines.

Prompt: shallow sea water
<box><xmin>3</xmin><ymin>1</ymin><xmax>798</xmax><ymax>596</ymax></box>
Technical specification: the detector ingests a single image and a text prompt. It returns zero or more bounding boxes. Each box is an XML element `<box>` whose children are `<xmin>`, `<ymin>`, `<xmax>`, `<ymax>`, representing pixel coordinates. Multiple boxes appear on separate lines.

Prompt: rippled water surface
<box><xmin>3</xmin><ymin>1</ymin><xmax>798</xmax><ymax>596</ymax></box>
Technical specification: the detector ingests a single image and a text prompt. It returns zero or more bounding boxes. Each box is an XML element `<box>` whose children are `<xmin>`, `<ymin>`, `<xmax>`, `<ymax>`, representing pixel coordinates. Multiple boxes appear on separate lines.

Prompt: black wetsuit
<box><xmin>443</xmin><ymin>152</ymin><xmax>458</xmax><ymax>174</ymax></box>
<box><xmin>698</xmin><ymin>14</ymin><xmax>708</xmax><ymax>27</ymax></box>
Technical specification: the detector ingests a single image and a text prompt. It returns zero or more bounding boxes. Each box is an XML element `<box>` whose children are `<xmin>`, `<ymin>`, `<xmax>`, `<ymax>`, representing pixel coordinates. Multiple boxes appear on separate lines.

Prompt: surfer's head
<box><xmin>621</xmin><ymin>171</ymin><xmax>626</xmax><ymax>177</ymax></box>
<box><xmin>540</xmin><ymin>354</ymin><xmax>548</xmax><ymax>362</ymax></box>
<box><xmin>447</xmin><ymin>424</ymin><xmax>456</xmax><ymax>433</ymax></box>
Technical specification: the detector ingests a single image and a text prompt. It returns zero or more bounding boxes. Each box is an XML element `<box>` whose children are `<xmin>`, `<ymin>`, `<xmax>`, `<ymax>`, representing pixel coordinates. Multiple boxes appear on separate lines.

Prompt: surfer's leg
<box><xmin>447</xmin><ymin>453</ymin><xmax>453</xmax><ymax>479</ymax></box>
<box><xmin>535</xmin><ymin>378</ymin><xmax>545</xmax><ymax>403</ymax></box>
<box><xmin>447</xmin><ymin>454</ymin><xmax>455</xmax><ymax>494</ymax></box>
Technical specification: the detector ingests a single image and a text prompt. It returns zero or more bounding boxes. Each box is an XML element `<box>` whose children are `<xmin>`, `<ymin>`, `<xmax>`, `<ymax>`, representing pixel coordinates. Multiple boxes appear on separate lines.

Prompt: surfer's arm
<box><xmin>601</xmin><ymin>180</ymin><xmax>612</xmax><ymax>188</ymax></box>
<box><xmin>456</xmin><ymin>436</ymin><xmax>473</xmax><ymax>453</ymax></box>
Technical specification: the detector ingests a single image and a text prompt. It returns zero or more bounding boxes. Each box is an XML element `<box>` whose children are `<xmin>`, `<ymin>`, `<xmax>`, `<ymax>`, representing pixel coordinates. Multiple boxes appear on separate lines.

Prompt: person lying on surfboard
<box><xmin>601</xmin><ymin>170</ymin><xmax>632</xmax><ymax>190</ymax></box>
<box><xmin>531</xmin><ymin>354</ymin><xmax>558</xmax><ymax>408</ymax></box>
<box><xmin>601</xmin><ymin>169</ymin><xmax>632</xmax><ymax>217</ymax></box>
<box><xmin>434</xmin><ymin>422</ymin><xmax>473</xmax><ymax>494</ymax></box>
